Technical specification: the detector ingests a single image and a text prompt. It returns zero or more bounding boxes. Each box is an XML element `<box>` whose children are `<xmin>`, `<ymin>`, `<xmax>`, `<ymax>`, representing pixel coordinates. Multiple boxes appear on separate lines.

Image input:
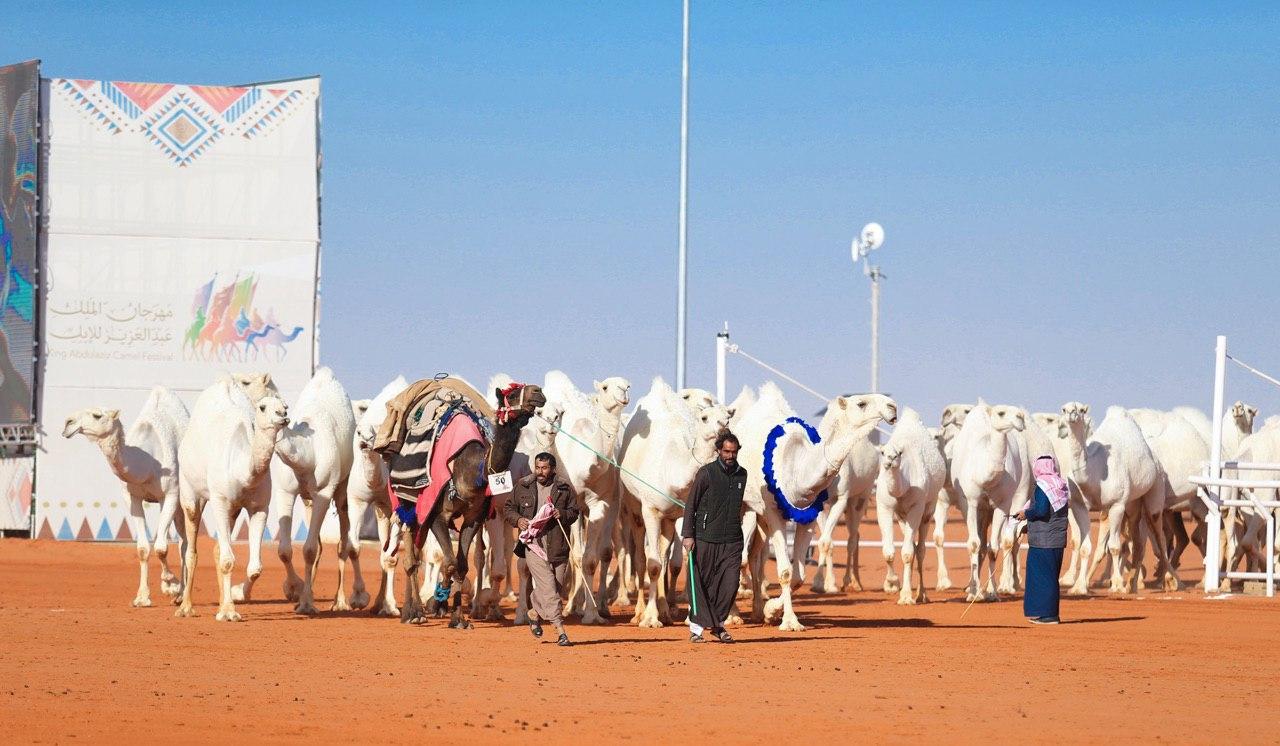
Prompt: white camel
<box><xmin>542</xmin><ymin>371</ymin><xmax>630</xmax><ymax>624</ymax></box>
<box><xmin>175</xmin><ymin>378</ymin><xmax>289</xmax><ymax>620</ymax></box>
<box><xmin>1227</xmin><ymin>426</ymin><xmax>1280</xmax><ymax>575</ymax></box>
<box><xmin>1129</xmin><ymin>408</ymin><xmax>1210</xmax><ymax>585</ymax></box>
<box><xmin>617</xmin><ymin>377</ymin><xmax>729</xmax><ymax>628</ymax></box>
<box><xmin>1058</xmin><ymin>402</ymin><xmax>1177</xmax><ymax>593</ymax></box>
<box><xmin>948</xmin><ymin>401</ymin><xmax>1030</xmax><ymax>601</ymax></box>
<box><xmin>811</xmin><ymin>398</ymin><xmax>884</xmax><ymax>595</ymax></box>
<box><xmin>348</xmin><ymin>375</ymin><xmax>409</xmax><ymax>617</ymax></box>
<box><xmin>875</xmin><ymin>408</ymin><xmax>946</xmax><ymax>605</ymax></box>
<box><xmin>929</xmin><ymin>404</ymin><xmax>973</xmax><ymax>592</ymax></box>
<box><xmin>1030</xmin><ymin>411</ymin><xmax>1094</xmax><ymax>594</ymax></box>
<box><xmin>62</xmin><ymin>388</ymin><xmax>190</xmax><ymax>607</ymax></box>
<box><xmin>736</xmin><ymin>384</ymin><xmax>897</xmax><ymax>631</ymax></box>
<box><xmin>1223</xmin><ymin>401</ymin><xmax>1258</xmax><ymax>458</ymax></box>
<box><xmin>272</xmin><ymin>367</ymin><xmax>357</xmax><ymax>614</ymax></box>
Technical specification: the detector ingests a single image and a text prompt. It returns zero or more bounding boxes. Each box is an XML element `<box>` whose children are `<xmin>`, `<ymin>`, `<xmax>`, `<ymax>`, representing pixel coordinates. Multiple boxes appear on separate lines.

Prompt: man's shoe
<box><xmin>529</xmin><ymin>621</ymin><xmax>543</xmax><ymax>638</ymax></box>
<box><xmin>557</xmin><ymin>633</ymin><xmax>572</xmax><ymax>647</ymax></box>
<box><xmin>714</xmin><ymin>629</ymin><xmax>735</xmax><ymax>644</ymax></box>
<box><xmin>689</xmin><ymin>632</ymin><xmax>706</xmax><ymax>643</ymax></box>
<box><xmin>1030</xmin><ymin>616</ymin><xmax>1060</xmax><ymax>625</ymax></box>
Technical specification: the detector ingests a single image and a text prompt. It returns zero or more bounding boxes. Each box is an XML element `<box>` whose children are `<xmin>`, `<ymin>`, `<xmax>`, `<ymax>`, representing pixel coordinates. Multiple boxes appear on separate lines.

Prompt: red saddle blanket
<box><xmin>388</xmin><ymin>413</ymin><xmax>486</xmax><ymax>526</ymax></box>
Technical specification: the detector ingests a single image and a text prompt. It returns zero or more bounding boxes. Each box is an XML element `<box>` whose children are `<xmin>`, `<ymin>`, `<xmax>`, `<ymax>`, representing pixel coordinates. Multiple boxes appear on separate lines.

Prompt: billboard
<box><xmin>35</xmin><ymin>76</ymin><xmax>321</xmax><ymax>540</ymax></box>
<box><xmin>0</xmin><ymin>60</ymin><xmax>38</xmax><ymax>428</ymax></box>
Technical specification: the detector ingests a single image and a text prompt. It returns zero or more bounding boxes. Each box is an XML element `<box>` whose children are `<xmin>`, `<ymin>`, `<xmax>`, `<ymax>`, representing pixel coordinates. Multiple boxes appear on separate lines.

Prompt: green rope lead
<box><xmin>536</xmin><ymin>415</ymin><xmax>686</xmax><ymax>509</ymax></box>
<box><xmin>687</xmin><ymin>549</ymin><xmax>699</xmax><ymax>619</ymax></box>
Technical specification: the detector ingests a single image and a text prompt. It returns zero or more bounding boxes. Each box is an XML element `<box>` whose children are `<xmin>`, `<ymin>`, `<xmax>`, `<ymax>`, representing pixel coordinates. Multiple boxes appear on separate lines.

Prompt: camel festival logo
<box><xmin>182</xmin><ymin>274</ymin><xmax>304</xmax><ymax>362</ymax></box>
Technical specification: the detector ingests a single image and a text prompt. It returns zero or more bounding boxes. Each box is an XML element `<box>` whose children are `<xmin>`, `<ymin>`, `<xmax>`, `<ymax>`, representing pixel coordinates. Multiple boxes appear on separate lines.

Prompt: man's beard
<box><xmin>720</xmin><ymin>457</ymin><xmax>736</xmax><ymax>470</ymax></box>
<box><xmin>536</xmin><ymin>474</ymin><xmax>552</xmax><ymax>485</ymax></box>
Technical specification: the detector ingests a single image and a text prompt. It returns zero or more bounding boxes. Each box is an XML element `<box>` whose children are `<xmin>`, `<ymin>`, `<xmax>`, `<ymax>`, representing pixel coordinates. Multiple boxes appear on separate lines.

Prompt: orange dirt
<box><xmin>2</xmin><ymin>527</ymin><xmax>1277</xmax><ymax>744</ymax></box>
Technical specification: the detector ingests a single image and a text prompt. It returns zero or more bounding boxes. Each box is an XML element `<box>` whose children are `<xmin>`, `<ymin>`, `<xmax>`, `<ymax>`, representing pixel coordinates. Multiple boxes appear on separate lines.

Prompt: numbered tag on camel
<box><xmin>487</xmin><ymin>470</ymin><xmax>513</xmax><ymax>495</ymax></box>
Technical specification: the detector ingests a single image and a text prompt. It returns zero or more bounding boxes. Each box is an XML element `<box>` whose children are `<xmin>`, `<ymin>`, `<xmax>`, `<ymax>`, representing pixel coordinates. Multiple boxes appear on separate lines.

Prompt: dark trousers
<box><xmin>687</xmin><ymin>539</ymin><xmax>743</xmax><ymax>631</ymax></box>
<box><xmin>1023</xmin><ymin>546</ymin><xmax>1064</xmax><ymax>619</ymax></box>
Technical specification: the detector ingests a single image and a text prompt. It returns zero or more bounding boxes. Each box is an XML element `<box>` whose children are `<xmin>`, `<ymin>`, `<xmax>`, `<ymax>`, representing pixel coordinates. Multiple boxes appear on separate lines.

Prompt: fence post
<box><xmin>1205</xmin><ymin>335</ymin><xmax>1227</xmax><ymax>592</ymax></box>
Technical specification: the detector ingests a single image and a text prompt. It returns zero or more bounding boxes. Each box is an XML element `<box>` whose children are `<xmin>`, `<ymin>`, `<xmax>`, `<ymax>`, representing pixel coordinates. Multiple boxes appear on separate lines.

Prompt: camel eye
<box><xmin>92</xmin><ymin>413</ymin><xmax>102</xmax><ymax>420</ymax></box>
<box><xmin>858</xmin><ymin>401</ymin><xmax>867</xmax><ymax>409</ymax></box>
<box><xmin>258</xmin><ymin>404</ymin><xmax>266</xmax><ymax>412</ymax></box>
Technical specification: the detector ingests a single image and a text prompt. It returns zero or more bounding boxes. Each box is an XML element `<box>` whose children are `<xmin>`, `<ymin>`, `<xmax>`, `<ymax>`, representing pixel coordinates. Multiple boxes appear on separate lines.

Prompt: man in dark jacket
<box><xmin>503</xmin><ymin>452</ymin><xmax>579</xmax><ymax>646</ymax></box>
<box><xmin>681</xmin><ymin>430</ymin><xmax>747</xmax><ymax>643</ymax></box>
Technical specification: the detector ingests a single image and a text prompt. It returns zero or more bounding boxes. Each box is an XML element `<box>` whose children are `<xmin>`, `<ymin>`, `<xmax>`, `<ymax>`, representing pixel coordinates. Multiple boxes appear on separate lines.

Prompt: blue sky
<box><xmin>12</xmin><ymin>2</ymin><xmax>1279</xmax><ymax>421</ymax></box>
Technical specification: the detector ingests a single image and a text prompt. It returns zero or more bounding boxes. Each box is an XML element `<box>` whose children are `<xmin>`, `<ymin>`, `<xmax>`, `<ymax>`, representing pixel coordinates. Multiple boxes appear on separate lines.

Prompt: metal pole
<box><xmin>675</xmin><ymin>0</ymin><xmax>690</xmax><ymax>391</ymax></box>
<box><xmin>869</xmin><ymin>269</ymin><xmax>880</xmax><ymax>393</ymax></box>
<box><xmin>1205</xmin><ymin>334</ymin><xmax>1227</xmax><ymax>592</ymax></box>
<box><xmin>715</xmin><ymin>322</ymin><xmax>728</xmax><ymax>404</ymax></box>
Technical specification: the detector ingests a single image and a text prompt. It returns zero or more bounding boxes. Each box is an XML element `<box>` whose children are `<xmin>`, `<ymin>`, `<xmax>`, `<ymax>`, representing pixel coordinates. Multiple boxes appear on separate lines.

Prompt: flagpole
<box><xmin>675</xmin><ymin>0</ymin><xmax>690</xmax><ymax>391</ymax></box>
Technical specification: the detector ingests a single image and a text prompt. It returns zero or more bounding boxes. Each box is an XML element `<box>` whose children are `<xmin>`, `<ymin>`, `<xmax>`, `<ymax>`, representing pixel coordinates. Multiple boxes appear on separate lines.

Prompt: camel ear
<box><xmin>726</xmin><ymin>407</ymin><xmax>736</xmax><ymax>419</ymax></box>
<box><xmin>593</xmin><ymin>379</ymin><xmax>605</xmax><ymax>393</ymax></box>
<box><xmin>106</xmin><ymin>409</ymin><xmax>120</xmax><ymax>421</ymax></box>
<box><xmin>260</xmin><ymin>373</ymin><xmax>273</xmax><ymax>386</ymax></box>
<box><xmin>1080</xmin><ymin>404</ymin><xmax>1090</xmax><ymax>414</ymax></box>
<box><xmin>836</xmin><ymin>396</ymin><xmax>848</xmax><ymax>410</ymax></box>
<box><xmin>1248</xmin><ymin>405</ymin><xmax>1259</xmax><ymax>417</ymax></box>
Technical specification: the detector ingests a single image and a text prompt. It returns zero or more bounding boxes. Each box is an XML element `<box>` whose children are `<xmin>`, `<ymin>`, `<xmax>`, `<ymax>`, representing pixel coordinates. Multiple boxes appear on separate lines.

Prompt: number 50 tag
<box><xmin>487</xmin><ymin>471</ymin><xmax>513</xmax><ymax>495</ymax></box>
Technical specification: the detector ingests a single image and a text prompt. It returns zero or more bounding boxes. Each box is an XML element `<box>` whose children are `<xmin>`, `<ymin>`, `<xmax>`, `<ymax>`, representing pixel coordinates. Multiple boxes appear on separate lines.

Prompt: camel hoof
<box><xmin>294</xmin><ymin>600</ymin><xmax>318</xmax><ymax>615</ymax></box>
<box><xmin>349</xmin><ymin>590</ymin><xmax>371</xmax><ymax>610</ymax></box>
<box><xmin>160</xmin><ymin>580</ymin><xmax>181</xmax><ymax>597</ymax></box>
<box><xmin>215</xmin><ymin>608</ymin><xmax>244</xmax><ymax>622</ymax></box>
<box><xmin>935</xmin><ymin>579</ymin><xmax>953</xmax><ymax>592</ymax></box>
<box><xmin>723</xmin><ymin>613</ymin><xmax>744</xmax><ymax>627</ymax></box>
<box><xmin>883</xmin><ymin>579</ymin><xmax>900</xmax><ymax>594</ymax></box>
<box><xmin>174</xmin><ymin>604</ymin><xmax>197</xmax><ymax>618</ymax></box>
<box><xmin>1163</xmin><ymin>576</ymin><xmax>1181</xmax><ymax>592</ymax></box>
<box><xmin>330</xmin><ymin>598</ymin><xmax>352</xmax><ymax>612</ymax></box>
<box><xmin>778</xmin><ymin>616</ymin><xmax>806</xmax><ymax>632</ymax></box>
<box><xmin>897</xmin><ymin>593</ymin><xmax>917</xmax><ymax>606</ymax></box>
<box><xmin>514</xmin><ymin>612</ymin><xmax>530</xmax><ymax>625</ymax></box>
<box><xmin>451</xmin><ymin>619</ymin><xmax>473</xmax><ymax>630</ymax></box>
<box><xmin>132</xmin><ymin>596</ymin><xmax>153</xmax><ymax>608</ymax></box>
<box><xmin>231</xmin><ymin>584</ymin><xmax>250</xmax><ymax>603</ymax></box>
<box><xmin>371</xmin><ymin>603</ymin><xmax>400</xmax><ymax>618</ymax></box>
<box><xmin>282</xmin><ymin>577</ymin><xmax>304</xmax><ymax>602</ymax></box>
<box><xmin>637</xmin><ymin>615</ymin><xmax>664</xmax><ymax>629</ymax></box>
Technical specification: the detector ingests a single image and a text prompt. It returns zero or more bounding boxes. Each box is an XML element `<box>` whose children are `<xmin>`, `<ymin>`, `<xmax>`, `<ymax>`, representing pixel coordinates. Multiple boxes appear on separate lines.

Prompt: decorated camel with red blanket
<box><xmin>373</xmin><ymin>378</ymin><xmax>546</xmax><ymax>629</ymax></box>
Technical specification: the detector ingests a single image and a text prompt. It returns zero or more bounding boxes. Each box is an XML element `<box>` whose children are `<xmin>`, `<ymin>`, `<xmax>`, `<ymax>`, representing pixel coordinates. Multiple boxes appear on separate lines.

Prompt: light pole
<box><xmin>851</xmin><ymin>222</ymin><xmax>886</xmax><ymax>393</ymax></box>
<box><xmin>675</xmin><ymin>0</ymin><xmax>691</xmax><ymax>391</ymax></box>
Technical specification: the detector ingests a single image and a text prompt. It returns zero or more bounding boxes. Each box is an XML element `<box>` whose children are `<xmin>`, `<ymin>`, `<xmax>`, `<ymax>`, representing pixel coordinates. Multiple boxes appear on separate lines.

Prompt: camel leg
<box><xmin>579</xmin><ymin>501</ymin><xmax>609</xmax><ymax>624</ymax></box>
<box><xmin>154</xmin><ymin>487</ymin><xmax>182</xmax><ymax>597</ymax></box>
<box><xmin>232</xmin><ymin>508</ymin><xmax>268</xmax><ymax>602</ymax></box>
<box><xmin>963</xmin><ymin>496</ymin><xmax>984</xmax><ymax>601</ymax></box>
<box><xmin>932</xmin><ymin>495</ymin><xmax>953</xmax><ymax>592</ymax></box>
<box><xmin>1064</xmin><ymin>500</ymin><xmax>1092</xmax><ymax>596</ymax></box>
<box><xmin>370</xmin><ymin>499</ymin><xmax>399</xmax><ymax>617</ymax></box>
<box><xmin>294</xmin><ymin>493</ymin><xmax>331</xmax><ymax>614</ymax></box>
<box><xmin>738</xmin><ymin>511</ymin><xmax>758</xmax><ymax>598</ymax></box>
<box><xmin>760</xmin><ymin>508</ymin><xmax>804</xmax><ymax>631</ymax></box>
<box><xmin>174</xmin><ymin>499</ymin><xmax>200</xmax><ymax>618</ymax></box>
<box><xmin>1102</xmin><ymin>503</ymin><xmax>1129</xmax><ymax>593</ymax></box>
<box><xmin>978</xmin><ymin>505</ymin><xmax>997</xmax><ymax>600</ymax></box>
<box><xmin>400</xmin><ymin>524</ymin><xmax>428</xmax><ymax>625</ymax></box>
<box><xmin>812</xmin><ymin>495</ymin><xmax>844</xmax><ymax>594</ymax></box>
<box><xmin>845</xmin><ymin>494</ymin><xmax>868</xmax><ymax>592</ymax></box>
<box><xmin>994</xmin><ymin>505</ymin><xmax>1018</xmax><ymax>596</ymax></box>
<box><xmin>211</xmin><ymin>501</ymin><xmax>241</xmax><ymax>622</ymax></box>
<box><xmin>343</xmin><ymin>488</ymin><xmax>372</xmax><ymax>611</ymax></box>
<box><xmin>1166</xmin><ymin>512</ymin><xmax>1190</xmax><ymax>573</ymax></box>
<box><xmin>275</xmin><ymin>490</ymin><xmax>305</xmax><ymax>602</ymax></box>
<box><xmin>126</xmin><ymin>493</ymin><xmax>153</xmax><ymax>607</ymax></box>
<box><xmin>482</xmin><ymin>514</ymin><xmax>507</xmax><ymax>620</ymax></box>
<box><xmin>878</xmin><ymin>501</ymin><xmax>899</xmax><ymax>593</ymax></box>
<box><xmin>898</xmin><ymin>503</ymin><xmax>927</xmax><ymax>605</ymax></box>
<box><xmin>169</xmin><ymin>505</ymin><xmax>189</xmax><ymax>605</ymax></box>
<box><xmin>449</xmin><ymin>518</ymin><xmax>480</xmax><ymax>630</ymax></box>
<box><xmin>636</xmin><ymin>507</ymin><xmax>666</xmax><ymax>628</ymax></box>
<box><xmin>913</xmin><ymin>512</ymin><xmax>931</xmax><ymax>604</ymax></box>
<box><xmin>791</xmin><ymin>520</ymin><xmax>816</xmax><ymax>593</ymax></box>
<box><xmin>1142</xmin><ymin>488</ymin><xmax>1180</xmax><ymax>591</ymax></box>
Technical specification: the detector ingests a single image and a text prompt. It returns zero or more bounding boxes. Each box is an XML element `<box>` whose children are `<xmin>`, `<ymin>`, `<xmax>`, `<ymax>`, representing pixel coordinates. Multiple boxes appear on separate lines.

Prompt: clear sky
<box><xmin>11</xmin><ymin>2</ymin><xmax>1279</xmax><ymax>422</ymax></box>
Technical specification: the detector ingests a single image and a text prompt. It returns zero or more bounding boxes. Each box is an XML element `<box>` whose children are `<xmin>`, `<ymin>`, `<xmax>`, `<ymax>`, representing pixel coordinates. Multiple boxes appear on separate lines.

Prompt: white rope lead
<box><xmin>1226</xmin><ymin>354</ymin><xmax>1280</xmax><ymax>391</ymax></box>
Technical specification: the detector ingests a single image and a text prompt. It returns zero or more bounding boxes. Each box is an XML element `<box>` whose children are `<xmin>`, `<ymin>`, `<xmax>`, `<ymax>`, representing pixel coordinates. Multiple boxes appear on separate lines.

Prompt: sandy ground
<box><xmin>2</xmin><ymin>524</ymin><xmax>1277</xmax><ymax>745</ymax></box>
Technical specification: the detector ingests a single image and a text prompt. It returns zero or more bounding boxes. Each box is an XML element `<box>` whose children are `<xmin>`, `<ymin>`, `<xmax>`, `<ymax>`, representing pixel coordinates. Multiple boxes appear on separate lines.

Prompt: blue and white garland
<box><xmin>762</xmin><ymin>417</ymin><xmax>830</xmax><ymax>525</ymax></box>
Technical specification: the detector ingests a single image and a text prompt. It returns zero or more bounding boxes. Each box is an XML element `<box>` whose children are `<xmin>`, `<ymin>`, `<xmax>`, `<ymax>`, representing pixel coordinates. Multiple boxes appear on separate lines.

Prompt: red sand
<box><xmin>2</xmin><ymin>528</ymin><xmax>1277</xmax><ymax>744</ymax></box>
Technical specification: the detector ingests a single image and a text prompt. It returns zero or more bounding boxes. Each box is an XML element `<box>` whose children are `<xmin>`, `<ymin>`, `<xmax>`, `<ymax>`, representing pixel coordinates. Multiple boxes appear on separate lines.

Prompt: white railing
<box><xmin>1200</xmin><ymin>335</ymin><xmax>1280</xmax><ymax>597</ymax></box>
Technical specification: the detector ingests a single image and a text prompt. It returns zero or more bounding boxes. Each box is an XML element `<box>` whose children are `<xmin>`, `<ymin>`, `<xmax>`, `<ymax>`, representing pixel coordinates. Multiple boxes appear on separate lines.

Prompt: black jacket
<box><xmin>503</xmin><ymin>474</ymin><xmax>579</xmax><ymax>563</ymax></box>
<box><xmin>681</xmin><ymin>459</ymin><xmax>748</xmax><ymax>544</ymax></box>
<box><xmin>1025</xmin><ymin>486</ymin><xmax>1068</xmax><ymax>549</ymax></box>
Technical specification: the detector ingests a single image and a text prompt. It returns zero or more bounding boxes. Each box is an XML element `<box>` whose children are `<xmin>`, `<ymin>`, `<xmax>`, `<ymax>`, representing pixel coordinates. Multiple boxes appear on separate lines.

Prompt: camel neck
<box><xmin>247</xmin><ymin>426</ymin><xmax>280</xmax><ymax>484</ymax></box>
<box><xmin>97</xmin><ymin>424</ymin><xmax>133</xmax><ymax>483</ymax></box>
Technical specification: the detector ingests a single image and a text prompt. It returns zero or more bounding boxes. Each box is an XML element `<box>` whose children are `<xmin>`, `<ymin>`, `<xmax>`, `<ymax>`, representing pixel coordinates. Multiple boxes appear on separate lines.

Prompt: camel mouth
<box><xmin>61</xmin><ymin>424</ymin><xmax>80</xmax><ymax>438</ymax></box>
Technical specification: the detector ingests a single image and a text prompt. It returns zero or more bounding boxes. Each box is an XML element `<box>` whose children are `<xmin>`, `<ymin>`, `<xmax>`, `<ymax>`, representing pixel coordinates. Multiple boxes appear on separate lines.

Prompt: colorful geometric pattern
<box><xmin>54</xmin><ymin>78</ymin><xmax>315</xmax><ymax>167</ymax></box>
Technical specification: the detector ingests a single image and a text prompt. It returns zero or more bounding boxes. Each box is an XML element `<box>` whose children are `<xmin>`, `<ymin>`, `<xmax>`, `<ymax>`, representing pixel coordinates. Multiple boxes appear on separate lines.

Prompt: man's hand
<box><xmin>682</xmin><ymin>537</ymin><xmax>694</xmax><ymax>552</ymax></box>
<box><xmin>517</xmin><ymin>517</ymin><xmax>530</xmax><ymax>531</ymax></box>
<box><xmin>551</xmin><ymin>508</ymin><xmax>561</xmax><ymax>519</ymax></box>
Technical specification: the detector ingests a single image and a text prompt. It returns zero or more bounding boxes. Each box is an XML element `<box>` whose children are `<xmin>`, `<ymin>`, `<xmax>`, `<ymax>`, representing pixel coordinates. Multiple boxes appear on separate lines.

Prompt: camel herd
<box><xmin>61</xmin><ymin>367</ymin><xmax>1278</xmax><ymax>629</ymax></box>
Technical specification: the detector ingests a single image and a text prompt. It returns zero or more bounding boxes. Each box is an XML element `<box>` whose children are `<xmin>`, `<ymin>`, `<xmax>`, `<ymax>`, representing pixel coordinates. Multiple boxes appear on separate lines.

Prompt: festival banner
<box><xmin>0</xmin><ymin>61</ymin><xmax>39</xmax><ymax>429</ymax></box>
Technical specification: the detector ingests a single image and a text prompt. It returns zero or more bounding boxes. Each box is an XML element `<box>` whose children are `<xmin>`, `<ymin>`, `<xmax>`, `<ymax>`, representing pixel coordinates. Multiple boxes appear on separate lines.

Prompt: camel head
<box><xmin>1058</xmin><ymin>401</ymin><xmax>1090</xmax><ymax>439</ymax></box>
<box><xmin>829</xmin><ymin>393</ymin><xmax>897</xmax><ymax>431</ymax></box>
<box><xmin>940</xmin><ymin>403</ymin><xmax>973</xmax><ymax>431</ymax></box>
<box><xmin>356</xmin><ymin>423</ymin><xmax>376</xmax><ymax>453</ymax></box>
<box><xmin>62</xmin><ymin>408</ymin><xmax>122</xmax><ymax>440</ymax></box>
<box><xmin>988</xmin><ymin>404</ymin><xmax>1026</xmax><ymax>433</ymax></box>
<box><xmin>879</xmin><ymin>443</ymin><xmax>903</xmax><ymax>473</ymax></box>
<box><xmin>1032</xmin><ymin>412</ymin><xmax>1060</xmax><ymax>434</ymax></box>
<box><xmin>494</xmin><ymin>383</ymin><xmax>547</xmax><ymax>426</ymax></box>
<box><xmin>693</xmin><ymin>404</ymin><xmax>732</xmax><ymax>460</ymax></box>
<box><xmin>351</xmin><ymin>399</ymin><xmax>371</xmax><ymax>421</ymax></box>
<box><xmin>532</xmin><ymin>401</ymin><xmax>565</xmax><ymax>445</ymax></box>
<box><xmin>235</xmin><ymin>372</ymin><xmax>279</xmax><ymax>403</ymax></box>
<box><xmin>594</xmin><ymin>377</ymin><xmax>632</xmax><ymax>412</ymax></box>
<box><xmin>679</xmin><ymin>387</ymin><xmax>716</xmax><ymax>412</ymax></box>
<box><xmin>253</xmin><ymin>396</ymin><xmax>290</xmax><ymax>435</ymax></box>
<box><xmin>1230</xmin><ymin>401</ymin><xmax>1259</xmax><ymax>432</ymax></box>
